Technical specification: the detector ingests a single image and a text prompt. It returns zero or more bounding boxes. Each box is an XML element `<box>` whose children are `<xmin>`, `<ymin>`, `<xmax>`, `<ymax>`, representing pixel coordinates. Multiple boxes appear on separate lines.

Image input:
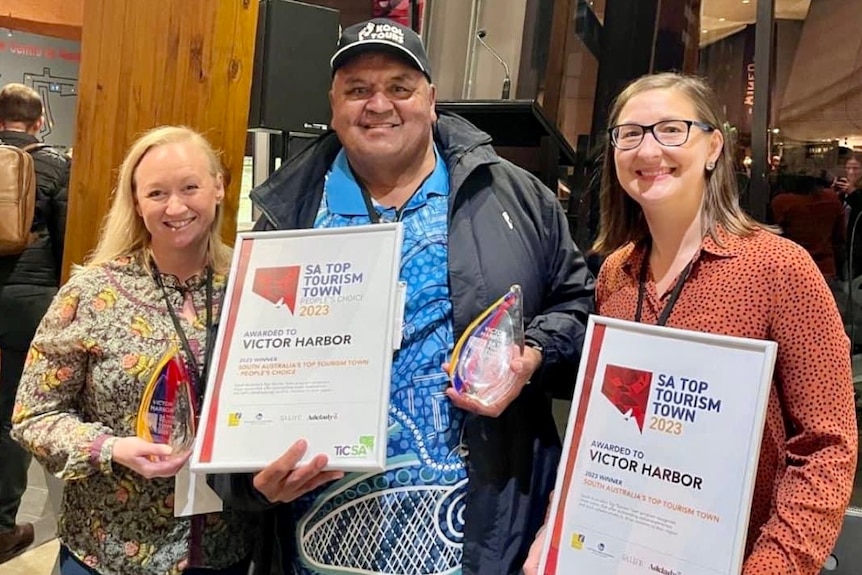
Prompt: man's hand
<box><xmin>253</xmin><ymin>439</ymin><xmax>345</xmax><ymax>503</ymax></box>
<box><xmin>524</xmin><ymin>489</ymin><xmax>554</xmax><ymax>575</ymax></box>
<box><xmin>445</xmin><ymin>346</ymin><xmax>542</xmax><ymax>417</ymax></box>
<box><xmin>523</xmin><ymin>525</ymin><xmax>547</xmax><ymax>575</ymax></box>
<box><xmin>835</xmin><ymin>176</ymin><xmax>851</xmax><ymax>193</ymax></box>
<box><xmin>111</xmin><ymin>436</ymin><xmax>190</xmax><ymax>479</ymax></box>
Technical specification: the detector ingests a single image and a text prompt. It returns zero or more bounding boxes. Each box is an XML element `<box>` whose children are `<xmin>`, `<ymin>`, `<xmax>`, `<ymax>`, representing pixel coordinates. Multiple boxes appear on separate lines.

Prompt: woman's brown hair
<box><xmin>593</xmin><ymin>72</ymin><xmax>767</xmax><ymax>255</ymax></box>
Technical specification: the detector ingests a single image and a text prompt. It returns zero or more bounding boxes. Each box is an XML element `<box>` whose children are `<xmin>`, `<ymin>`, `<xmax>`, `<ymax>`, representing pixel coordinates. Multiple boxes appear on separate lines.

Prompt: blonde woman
<box><xmin>13</xmin><ymin>126</ymin><xmax>250</xmax><ymax>575</ymax></box>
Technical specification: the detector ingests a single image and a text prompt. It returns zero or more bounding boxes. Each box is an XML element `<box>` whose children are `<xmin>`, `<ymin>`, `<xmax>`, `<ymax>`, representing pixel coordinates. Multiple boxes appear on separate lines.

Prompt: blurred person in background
<box><xmin>837</xmin><ymin>155</ymin><xmax>862</xmax><ymax>278</ymax></box>
<box><xmin>373</xmin><ymin>0</ymin><xmax>425</xmax><ymax>31</ymax></box>
<box><xmin>771</xmin><ymin>172</ymin><xmax>845</xmax><ymax>282</ymax></box>
<box><xmin>0</xmin><ymin>82</ymin><xmax>70</xmax><ymax>564</ymax></box>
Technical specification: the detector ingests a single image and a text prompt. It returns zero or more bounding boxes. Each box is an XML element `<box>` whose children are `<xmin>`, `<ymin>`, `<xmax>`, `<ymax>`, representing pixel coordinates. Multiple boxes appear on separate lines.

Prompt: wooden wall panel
<box><xmin>63</xmin><ymin>0</ymin><xmax>258</xmax><ymax>281</ymax></box>
<box><xmin>541</xmin><ymin>0</ymin><xmax>574</xmax><ymax>123</ymax></box>
<box><xmin>0</xmin><ymin>0</ymin><xmax>83</xmax><ymax>40</ymax></box>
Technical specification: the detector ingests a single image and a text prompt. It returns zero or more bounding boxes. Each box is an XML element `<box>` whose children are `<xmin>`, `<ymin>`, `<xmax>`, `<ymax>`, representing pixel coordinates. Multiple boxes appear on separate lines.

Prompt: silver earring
<box><xmin>706</xmin><ymin>161</ymin><xmax>715</xmax><ymax>172</ymax></box>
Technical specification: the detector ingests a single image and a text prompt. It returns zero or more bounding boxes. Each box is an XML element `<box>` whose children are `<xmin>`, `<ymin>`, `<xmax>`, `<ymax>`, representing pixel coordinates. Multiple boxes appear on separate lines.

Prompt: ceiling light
<box><xmin>719</xmin><ymin>17</ymin><xmax>726</xmax><ymax>21</ymax></box>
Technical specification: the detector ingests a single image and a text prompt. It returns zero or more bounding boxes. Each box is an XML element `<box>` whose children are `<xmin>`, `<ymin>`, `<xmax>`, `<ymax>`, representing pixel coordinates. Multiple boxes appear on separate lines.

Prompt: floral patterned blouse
<box><xmin>12</xmin><ymin>256</ymin><xmax>257</xmax><ymax>575</ymax></box>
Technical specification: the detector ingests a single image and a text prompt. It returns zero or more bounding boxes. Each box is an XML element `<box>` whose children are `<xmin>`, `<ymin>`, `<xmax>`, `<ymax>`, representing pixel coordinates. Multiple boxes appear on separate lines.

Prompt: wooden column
<box><xmin>63</xmin><ymin>0</ymin><xmax>258</xmax><ymax>281</ymax></box>
<box><xmin>541</xmin><ymin>0</ymin><xmax>574</xmax><ymax>124</ymax></box>
<box><xmin>589</xmin><ymin>0</ymin><xmax>660</xmax><ymax>139</ymax></box>
<box><xmin>654</xmin><ymin>0</ymin><xmax>702</xmax><ymax>73</ymax></box>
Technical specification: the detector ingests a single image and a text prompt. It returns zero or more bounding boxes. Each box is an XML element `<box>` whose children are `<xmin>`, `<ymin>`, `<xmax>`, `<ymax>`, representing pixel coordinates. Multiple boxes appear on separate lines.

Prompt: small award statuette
<box><xmin>136</xmin><ymin>345</ymin><xmax>197</xmax><ymax>453</ymax></box>
<box><xmin>448</xmin><ymin>285</ymin><xmax>525</xmax><ymax>406</ymax></box>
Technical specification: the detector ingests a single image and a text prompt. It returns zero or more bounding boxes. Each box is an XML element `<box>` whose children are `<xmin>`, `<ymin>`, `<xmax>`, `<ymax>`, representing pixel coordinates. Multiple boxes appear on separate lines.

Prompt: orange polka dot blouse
<box><xmin>597</xmin><ymin>226</ymin><xmax>857</xmax><ymax>575</ymax></box>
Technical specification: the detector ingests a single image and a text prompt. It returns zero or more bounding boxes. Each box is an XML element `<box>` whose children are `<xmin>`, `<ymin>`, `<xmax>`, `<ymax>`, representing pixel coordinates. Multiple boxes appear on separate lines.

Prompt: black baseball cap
<box><xmin>330</xmin><ymin>18</ymin><xmax>432</xmax><ymax>81</ymax></box>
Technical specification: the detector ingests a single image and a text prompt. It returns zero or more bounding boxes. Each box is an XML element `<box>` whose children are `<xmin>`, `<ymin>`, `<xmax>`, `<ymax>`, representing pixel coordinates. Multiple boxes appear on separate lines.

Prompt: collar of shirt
<box><xmin>619</xmin><ymin>224</ymin><xmax>745</xmax><ymax>280</ymax></box>
<box><xmin>324</xmin><ymin>144</ymin><xmax>449</xmax><ymax>218</ymax></box>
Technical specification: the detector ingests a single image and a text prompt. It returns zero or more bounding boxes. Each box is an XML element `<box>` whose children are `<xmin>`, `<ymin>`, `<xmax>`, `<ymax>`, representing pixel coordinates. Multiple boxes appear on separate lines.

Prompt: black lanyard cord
<box><xmin>634</xmin><ymin>248</ymin><xmax>694</xmax><ymax>327</ymax></box>
<box><xmin>351</xmin><ymin>164</ymin><xmax>432</xmax><ymax>224</ymax></box>
<box><xmin>359</xmin><ymin>183</ymin><xmax>384</xmax><ymax>224</ymax></box>
<box><xmin>151</xmin><ymin>261</ymin><xmax>215</xmax><ymax>407</ymax></box>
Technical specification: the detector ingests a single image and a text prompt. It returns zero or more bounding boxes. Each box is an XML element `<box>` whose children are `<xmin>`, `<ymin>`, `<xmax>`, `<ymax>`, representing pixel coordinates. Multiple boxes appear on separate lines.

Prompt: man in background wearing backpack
<box><xmin>0</xmin><ymin>83</ymin><xmax>69</xmax><ymax>564</ymax></box>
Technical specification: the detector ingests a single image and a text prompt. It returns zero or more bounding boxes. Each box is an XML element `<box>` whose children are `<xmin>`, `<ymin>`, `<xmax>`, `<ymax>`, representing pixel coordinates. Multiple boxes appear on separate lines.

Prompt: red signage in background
<box><xmin>740</xmin><ymin>24</ymin><xmax>756</xmax><ymax>134</ymax></box>
<box><xmin>372</xmin><ymin>0</ymin><xmax>425</xmax><ymax>33</ymax></box>
<box><xmin>0</xmin><ymin>41</ymin><xmax>80</xmax><ymax>61</ymax></box>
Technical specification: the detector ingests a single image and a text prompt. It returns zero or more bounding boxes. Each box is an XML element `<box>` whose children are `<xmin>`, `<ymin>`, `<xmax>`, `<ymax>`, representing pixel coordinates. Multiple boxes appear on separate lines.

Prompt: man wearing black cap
<box><xmin>225</xmin><ymin>18</ymin><xmax>594</xmax><ymax>575</ymax></box>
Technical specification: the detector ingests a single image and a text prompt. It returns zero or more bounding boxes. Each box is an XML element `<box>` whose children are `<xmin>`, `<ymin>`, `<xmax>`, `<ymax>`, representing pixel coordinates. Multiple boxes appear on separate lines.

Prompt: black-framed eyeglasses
<box><xmin>608</xmin><ymin>120</ymin><xmax>716</xmax><ymax>150</ymax></box>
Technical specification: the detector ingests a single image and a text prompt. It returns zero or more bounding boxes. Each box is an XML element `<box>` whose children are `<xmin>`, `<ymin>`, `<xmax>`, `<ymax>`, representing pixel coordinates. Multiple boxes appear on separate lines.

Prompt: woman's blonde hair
<box><xmin>593</xmin><ymin>72</ymin><xmax>767</xmax><ymax>255</ymax></box>
<box><xmin>86</xmin><ymin>125</ymin><xmax>232</xmax><ymax>273</ymax></box>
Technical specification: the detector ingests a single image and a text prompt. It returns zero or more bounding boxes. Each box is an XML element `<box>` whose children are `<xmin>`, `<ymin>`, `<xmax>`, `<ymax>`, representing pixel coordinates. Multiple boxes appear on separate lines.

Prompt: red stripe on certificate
<box><xmin>544</xmin><ymin>322</ymin><xmax>606</xmax><ymax>574</ymax></box>
<box><xmin>199</xmin><ymin>237</ymin><xmax>255</xmax><ymax>463</ymax></box>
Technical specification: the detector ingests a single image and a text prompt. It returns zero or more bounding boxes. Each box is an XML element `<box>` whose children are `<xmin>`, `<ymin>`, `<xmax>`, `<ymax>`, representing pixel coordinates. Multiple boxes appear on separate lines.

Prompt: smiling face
<box><xmin>612</xmin><ymin>88</ymin><xmax>723</xmax><ymax>215</ymax></box>
<box><xmin>329</xmin><ymin>51</ymin><xmax>437</xmax><ymax>173</ymax></box>
<box><xmin>846</xmin><ymin>158</ymin><xmax>862</xmax><ymax>188</ymax></box>
<box><xmin>133</xmin><ymin>140</ymin><xmax>224</xmax><ymax>262</ymax></box>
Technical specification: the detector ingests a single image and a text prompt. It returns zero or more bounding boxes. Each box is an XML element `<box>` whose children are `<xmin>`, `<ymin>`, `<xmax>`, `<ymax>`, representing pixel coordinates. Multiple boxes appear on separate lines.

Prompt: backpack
<box><xmin>0</xmin><ymin>141</ymin><xmax>48</xmax><ymax>256</ymax></box>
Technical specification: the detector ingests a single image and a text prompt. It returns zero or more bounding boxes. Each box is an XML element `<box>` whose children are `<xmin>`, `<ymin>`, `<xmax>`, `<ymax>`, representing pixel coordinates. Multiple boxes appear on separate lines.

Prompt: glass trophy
<box><xmin>136</xmin><ymin>345</ymin><xmax>197</xmax><ymax>453</ymax></box>
<box><xmin>448</xmin><ymin>285</ymin><xmax>525</xmax><ymax>406</ymax></box>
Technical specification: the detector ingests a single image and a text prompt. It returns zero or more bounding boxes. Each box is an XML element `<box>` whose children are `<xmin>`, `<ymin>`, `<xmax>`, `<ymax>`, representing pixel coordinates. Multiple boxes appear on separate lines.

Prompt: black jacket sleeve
<box><xmin>252</xmin><ymin>214</ymin><xmax>275</xmax><ymax>232</ymax></box>
<box><xmin>208</xmin><ymin>472</ymin><xmax>276</xmax><ymax>512</ymax></box>
<box><xmin>523</xmin><ymin>183</ymin><xmax>595</xmax><ymax>399</ymax></box>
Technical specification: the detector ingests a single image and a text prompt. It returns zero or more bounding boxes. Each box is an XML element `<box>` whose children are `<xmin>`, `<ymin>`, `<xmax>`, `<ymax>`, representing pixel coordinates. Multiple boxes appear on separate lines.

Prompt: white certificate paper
<box><xmin>539</xmin><ymin>316</ymin><xmax>777</xmax><ymax>575</ymax></box>
<box><xmin>191</xmin><ymin>224</ymin><xmax>403</xmax><ymax>473</ymax></box>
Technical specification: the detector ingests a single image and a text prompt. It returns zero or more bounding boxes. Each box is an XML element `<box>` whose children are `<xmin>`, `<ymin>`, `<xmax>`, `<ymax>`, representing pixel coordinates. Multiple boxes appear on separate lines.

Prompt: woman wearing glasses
<box><xmin>524</xmin><ymin>73</ymin><xmax>855</xmax><ymax>575</ymax></box>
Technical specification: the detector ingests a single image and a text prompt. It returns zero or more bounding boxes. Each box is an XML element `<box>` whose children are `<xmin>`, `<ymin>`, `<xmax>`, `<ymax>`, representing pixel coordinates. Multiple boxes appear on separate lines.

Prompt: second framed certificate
<box><xmin>191</xmin><ymin>223</ymin><xmax>403</xmax><ymax>473</ymax></box>
<box><xmin>539</xmin><ymin>316</ymin><xmax>777</xmax><ymax>575</ymax></box>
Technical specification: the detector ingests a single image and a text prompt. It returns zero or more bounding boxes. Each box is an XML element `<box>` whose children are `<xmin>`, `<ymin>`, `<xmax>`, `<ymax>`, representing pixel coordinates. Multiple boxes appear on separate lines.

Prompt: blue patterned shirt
<box><xmin>290</xmin><ymin>147</ymin><xmax>467</xmax><ymax>575</ymax></box>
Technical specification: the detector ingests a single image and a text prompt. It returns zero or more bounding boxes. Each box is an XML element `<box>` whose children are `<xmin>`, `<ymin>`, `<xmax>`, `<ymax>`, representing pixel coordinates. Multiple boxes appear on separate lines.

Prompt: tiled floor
<box><xmin>0</xmin><ymin>540</ymin><xmax>59</xmax><ymax>575</ymax></box>
<box><xmin>0</xmin><ymin>461</ymin><xmax>61</xmax><ymax>575</ymax></box>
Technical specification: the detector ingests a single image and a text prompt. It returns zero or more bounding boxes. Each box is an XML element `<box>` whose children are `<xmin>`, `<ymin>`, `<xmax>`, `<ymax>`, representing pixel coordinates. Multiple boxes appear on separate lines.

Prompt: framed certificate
<box><xmin>190</xmin><ymin>224</ymin><xmax>403</xmax><ymax>473</ymax></box>
<box><xmin>539</xmin><ymin>316</ymin><xmax>777</xmax><ymax>575</ymax></box>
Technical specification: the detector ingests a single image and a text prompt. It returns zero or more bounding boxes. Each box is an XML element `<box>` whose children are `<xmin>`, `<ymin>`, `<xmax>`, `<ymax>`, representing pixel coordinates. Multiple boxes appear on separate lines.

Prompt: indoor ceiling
<box><xmin>700</xmin><ymin>0</ymin><xmax>811</xmax><ymax>46</ymax></box>
<box><xmin>585</xmin><ymin>0</ymin><xmax>811</xmax><ymax>47</ymax></box>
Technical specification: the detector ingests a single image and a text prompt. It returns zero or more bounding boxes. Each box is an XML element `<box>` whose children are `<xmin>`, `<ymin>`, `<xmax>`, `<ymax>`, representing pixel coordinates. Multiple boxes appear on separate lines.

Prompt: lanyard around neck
<box><xmin>634</xmin><ymin>247</ymin><xmax>693</xmax><ymax>327</ymax></box>
<box><xmin>151</xmin><ymin>261</ymin><xmax>215</xmax><ymax>405</ymax></box>
<box><xmin>350</xmin><ymin>164</ymin><xmax>431</xmax><ymax>224</ymax></box>
<box><xmin>359</xmin><ymin>183</ymin><xmax>385</xmax><ymax>224</ymax></box>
